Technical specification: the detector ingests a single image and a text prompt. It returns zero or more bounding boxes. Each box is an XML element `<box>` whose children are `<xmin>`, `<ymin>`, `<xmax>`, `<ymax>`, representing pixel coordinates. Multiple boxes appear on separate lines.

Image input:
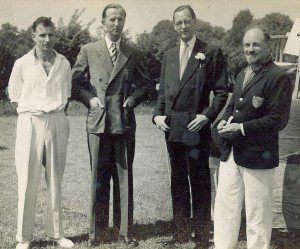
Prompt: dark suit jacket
<box><xmin>212</xmin><ymin>59</ymin><xmax>293</xmax><ymax>169</ymax></box>
<box><xmin>153</xmin><ymin>38</ymin><xmax>228</xmax><ymax>145</ymax></box>
<box><xmin>72</xmin><ymin>39</ymin><xmax>150</xmax><ymax>134</ymax></box>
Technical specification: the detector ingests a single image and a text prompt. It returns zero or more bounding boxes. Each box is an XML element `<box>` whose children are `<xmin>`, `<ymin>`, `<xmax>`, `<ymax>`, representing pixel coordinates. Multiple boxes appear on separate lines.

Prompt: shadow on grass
<box><xmin>30</xmin><ymin>235</ymin><xmax>89</xmax><ymax>248</ymax></box>
<box><xmin>134</xmin><ymin>220</ymin><xmax>174</xmax><ymax>239</ymax></box>
<box><xmin>66</xmin><ymin>220</ymin><xmax>174</xmax><ymax>244</ymax></box>
<box><xmin>0</xmin><ymin>146</ymin><xmax>8</xmax><ymax>150</ymax></box>
<box><xmin>30</xmin><ymin>240</ymin><xmax>59</xmax><ymax>248</ymax></box>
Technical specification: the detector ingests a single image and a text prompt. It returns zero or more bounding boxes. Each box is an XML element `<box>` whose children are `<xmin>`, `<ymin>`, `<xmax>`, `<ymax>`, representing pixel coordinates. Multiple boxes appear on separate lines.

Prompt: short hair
<box><xmin>173</xmin><ymin>5</ymin><xmax>196</xmax><ymax>22</ymax></box>
<box><xmin>244</xmin><ymin>24</ymin><xmax>271</xmax><ymax>43</ymax></box>
<box><xmin>102</xmin><ymin>4</ymin><xmax>126</xmax><ymax>19</ymax></box>
<box><xmin>32</xmin><ymin>17</ymin><xmax>54</xmax><ymax>32</ymax></box>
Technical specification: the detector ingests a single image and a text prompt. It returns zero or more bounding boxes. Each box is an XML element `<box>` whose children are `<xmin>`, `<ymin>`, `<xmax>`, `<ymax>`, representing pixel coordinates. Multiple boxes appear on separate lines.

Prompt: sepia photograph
<box><xmin>0</xmin><ymin>0</ymin><xmax>300</xmax><ymax>248</ymax></box>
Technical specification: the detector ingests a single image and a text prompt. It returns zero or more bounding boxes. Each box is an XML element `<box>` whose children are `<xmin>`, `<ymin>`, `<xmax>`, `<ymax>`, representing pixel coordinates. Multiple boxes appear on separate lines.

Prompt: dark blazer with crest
<box><xmin>72</xmin><ymin>39</ymin><xmax>150</xmax><ymax>134</ymax></box>
<box><xmin>154</xmin><ymin>38</ymin><xmax>228</xmax><ymax>144</ymax></box>
<box><xmin>212</xmin><ymin>59</ymin><xmax>293</xmax><ymax>169</ymax></box>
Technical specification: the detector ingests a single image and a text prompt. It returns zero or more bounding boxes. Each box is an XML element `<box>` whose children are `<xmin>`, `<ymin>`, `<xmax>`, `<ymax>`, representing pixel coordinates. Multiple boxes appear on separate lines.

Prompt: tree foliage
<box><xmin>194</xmin><ymin>19</ymin><xmax>225</xmax><ymax>46</ymax></box>
<box><xmin>55</xmin><ymin>8</ymin><xmax>94</xmax><ymax>66</ymax></box>
<box><xmin>0</xmin><ymin>23</ymin><xmax>33</xmax><ymax>100</ymax></box>
<box><xmin>254</xmin><ymin>12</ymin><xmax>293</xmax><ymax>35</ymax></box>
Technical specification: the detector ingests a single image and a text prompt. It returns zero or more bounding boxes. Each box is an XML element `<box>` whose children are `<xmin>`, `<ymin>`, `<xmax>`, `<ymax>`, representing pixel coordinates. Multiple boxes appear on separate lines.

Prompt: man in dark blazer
<box><xmin>213</xmin><ymin>27</ymin><xmax>293</xmax><ymax>249</ymax></box>
<box><xmin>153</xmin><ymin>5</ymin><xmax>228</xmax><ymax>247</ymax></box>
<box><xmin>72</xmin><ymin>3</ymin><xmax>150</xmax><ymax>246</ymax></box>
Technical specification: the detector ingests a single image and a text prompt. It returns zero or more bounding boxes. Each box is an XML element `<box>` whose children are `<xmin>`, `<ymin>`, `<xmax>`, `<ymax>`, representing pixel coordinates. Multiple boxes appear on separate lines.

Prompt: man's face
<box><xmin>102</xmin><ymin>7</ymin><xmax>125</xmax><ymax>42</ymax></box>
<box><xmin>243</xmin><ymin>28</ymin><xmax>270</xmax><ymax>66</ymax></box>
<box><xmin>173</xmin><ymin>8</ymin><xmax>195</xmax><ymax>43</ymax></box>
<box><xmin>32</xmin><ymin>24</ymin><xmax>55</xmax><ymax>52</ymax></box>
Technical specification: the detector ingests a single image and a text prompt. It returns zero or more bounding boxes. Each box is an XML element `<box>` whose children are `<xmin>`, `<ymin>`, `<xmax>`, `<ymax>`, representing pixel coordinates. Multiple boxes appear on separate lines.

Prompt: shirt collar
<box><xmin>29</xmin><ymin>47</ymin><xmax>65</xmax><ymax>61</ymax></box>
<box><xmin>249</xmin><ymin>56</ymin><xmax>272</xmax><ymax>72</ymax></box>
<box><xmin>180</xmin><ymin>35</ymin><xmax>196</xmax><ymax>50</ymax></box>
<box><xmin>105</xmin><ymin>34</ymin><xmax>121</xmax><ymax>50</ymax></box>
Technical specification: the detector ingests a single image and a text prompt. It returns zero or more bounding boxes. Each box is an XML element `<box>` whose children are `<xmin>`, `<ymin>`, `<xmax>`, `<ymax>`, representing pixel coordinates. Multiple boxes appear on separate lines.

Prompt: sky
<box><xmin>0</xmin><ymin>0</ymin><xmax>299</xmax><ymax>40</ymax></box>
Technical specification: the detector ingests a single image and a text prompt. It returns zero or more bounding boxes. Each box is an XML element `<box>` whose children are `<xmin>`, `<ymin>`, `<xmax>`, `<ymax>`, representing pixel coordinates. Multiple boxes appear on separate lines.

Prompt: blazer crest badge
<box><xmin>252</xmin><ymin>96</ymin><xmax>264</xmax><ymax>108</ymax></box>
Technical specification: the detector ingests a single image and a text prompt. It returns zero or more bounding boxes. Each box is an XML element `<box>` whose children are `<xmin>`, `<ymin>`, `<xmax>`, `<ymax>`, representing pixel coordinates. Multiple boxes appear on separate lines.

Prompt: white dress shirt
<box><xmin>179</xmin><ymin>35</ymin><xmax>196</xmax><ymax>61</ymax></box>
<box><xmin>8</xmin><ymin>48</ymin><xmax>71</xmax><ymax>114</ymax></box>
<box><xmin>105</xmin><ymin>34</ymin><xmax>121</xmax><ymax>57</ymax></box>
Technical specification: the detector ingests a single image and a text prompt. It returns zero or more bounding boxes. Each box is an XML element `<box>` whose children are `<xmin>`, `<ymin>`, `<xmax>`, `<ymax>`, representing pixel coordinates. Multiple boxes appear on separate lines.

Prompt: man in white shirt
<box><xmin>72</xmin><ymin>3</ymin><xmax>150</xmax><ymax>246</ymax></box>
<box><xmin>8</xmin><ymin>17</ymin><xmax>74</xmax><ymax>249</ymax></box>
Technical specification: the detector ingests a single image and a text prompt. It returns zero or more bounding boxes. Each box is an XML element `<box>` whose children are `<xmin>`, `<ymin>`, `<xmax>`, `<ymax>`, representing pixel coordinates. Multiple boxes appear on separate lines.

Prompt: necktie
<box><xmin>242</xmin><ymin>66</ymin><xmax>255</xmax><ymax>91</ymax></box>
<box><xmin>111</xmin><ymin>43</ymin><xmax>118</xmax><ymax>66</ymax></box>
<box><xmin>180</xmin><ymin>43</ymin><xmax>189</xmax><ymax>80</ymax></box>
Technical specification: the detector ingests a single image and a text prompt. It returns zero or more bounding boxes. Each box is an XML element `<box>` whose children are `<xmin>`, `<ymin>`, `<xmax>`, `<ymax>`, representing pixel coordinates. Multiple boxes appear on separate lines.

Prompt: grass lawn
<box><xmin>0</xmin><ymin>101</ymin><xmax>300</xmax><ymax>248</ymax></box>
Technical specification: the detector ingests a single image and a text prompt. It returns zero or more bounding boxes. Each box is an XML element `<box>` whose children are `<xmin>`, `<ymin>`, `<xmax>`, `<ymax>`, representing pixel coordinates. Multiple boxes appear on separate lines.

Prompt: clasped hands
<box><xmin>217</xmin><ymin>120</ymin><xmax>242</xmax><ymax>139</ymax></box>
<box><xmin>89</xmin><ymin>97</ymin><xmax>135</xmax><ymax>108</ymax></box>
<box><xmin>154</xmin><ymin>114</ymin><xmax>209</xmax><ymax>132</ymax></box>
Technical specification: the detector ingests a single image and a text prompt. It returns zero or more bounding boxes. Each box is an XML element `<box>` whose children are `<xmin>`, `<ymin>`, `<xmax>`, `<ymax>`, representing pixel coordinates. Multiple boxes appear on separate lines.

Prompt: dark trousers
<box><xmin>166</xmin><ymin>141</ymin><xmax>211</xmax><ymax>242</ymax></box>
<box><xmin>113</xmin><ymin>132</ymin><xmax>135</xmax><ymax>233</ymax></box>
<box><xmin>88</xmin><ymin>133</ymin><xmax>129</xmax><ymax>239</ymax></box>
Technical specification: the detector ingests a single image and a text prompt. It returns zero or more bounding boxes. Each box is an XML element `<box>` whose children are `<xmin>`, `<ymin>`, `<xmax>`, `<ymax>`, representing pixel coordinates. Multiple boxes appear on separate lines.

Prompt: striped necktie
<box><xmin>111</xmin><ymin>43</ymin><xmax>118</xmax><ymax>66</ymax></box>
<box><xmin>180</xmin><ymin>43</ymin><xmax>189</xmax><ymax>80</ymax></box>
<box><xmin>242</xmin><ymin>66</ymin><xmax>255</xmax><ymax>91</ymax></box>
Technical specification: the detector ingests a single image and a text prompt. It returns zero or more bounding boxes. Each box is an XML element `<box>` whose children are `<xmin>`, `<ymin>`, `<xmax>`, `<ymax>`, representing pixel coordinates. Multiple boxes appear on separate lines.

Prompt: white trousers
<box><xmin>15</xmin><ymin>113</ymin><xmax>69</xmax><ymax>242</ymax></box>
<box><xmin>214</xmin><ymin>150</ymin><xmax>274</xmax><ymax>249</ymax></box>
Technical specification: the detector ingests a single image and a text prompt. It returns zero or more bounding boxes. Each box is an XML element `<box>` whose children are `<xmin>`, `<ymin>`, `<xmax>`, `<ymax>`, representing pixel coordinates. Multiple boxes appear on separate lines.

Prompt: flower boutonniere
<box><xmin>195</xmin><ymin>52</ymin><xmax>205</xmax><ymax>68</ymax></box>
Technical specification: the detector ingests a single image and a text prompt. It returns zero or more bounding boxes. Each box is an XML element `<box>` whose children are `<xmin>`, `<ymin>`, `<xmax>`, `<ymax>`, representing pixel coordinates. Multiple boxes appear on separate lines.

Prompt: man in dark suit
<box><xmin>213</xmin><ymin>27</ymin><xmax>293</xmax><ymax>249</ymax></box>
<box><xmin>153</xmin><ymin>5</ymin><xmax>228</xmax><ymax>247</ymax></box>
<box><xmin>72</xmin><ymin>3</ymin><xmax>150</xmax><ymax>246</ymax></box>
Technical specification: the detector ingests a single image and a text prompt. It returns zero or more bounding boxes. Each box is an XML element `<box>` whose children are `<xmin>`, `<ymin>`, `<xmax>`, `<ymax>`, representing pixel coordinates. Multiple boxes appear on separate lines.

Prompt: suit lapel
<box><xmin>169</xmin><ymin>46</ymin><xmax>180</xmax><ymax>90</ymax></box>
<box><xmin>96</xmin><ymin>40</ymin><xmax>113</xmax><ymax>75</ymax></box>
<box><xmin>108</xmin><ymin>43</ymin><xmax>131</xmax><ymax>84</ymax></box>
<box><xmin>173</xmin><ymin>38</ymin><xmax>206</xmax><ymax>99</ymax></box>
<box><xmin>241</xmin><ymin>73</ymin><xmax>264</xmax><ymax>96</ymax></box>
<box><xmin>235</xmin><ymin>69</ymin><xmax>246</xmax><ymax>97</ymax></box>
<box><xmin>241</xmin><ymin>61</ymin><xmax>273</xmax><ymax>96</ymax></box>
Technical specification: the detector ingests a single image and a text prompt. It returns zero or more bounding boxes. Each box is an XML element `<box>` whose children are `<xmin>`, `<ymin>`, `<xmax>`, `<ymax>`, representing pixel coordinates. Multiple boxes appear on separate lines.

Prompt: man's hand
<box><xmin>154</xmin><ymin>115</ymin><xmax>170</xmax><ymax>132</ymax></box>
<box><xmin>123</xmin><ymin>97</ymin><xmax>135</xmax><ymax>108</ymax></box>
<box><xmin>89</xmin><ymin>97</ymin><xmax>104</xmax><ymax>108</ymax></box>
<box><xmin>218</xmin><ymin>123</ymin><xmax>241</xmax><ymax>139</ymax></box>
<box><xmin>217</xmin><ymin>120</ymin><xmax>227</xmax><ymax>131</ymax></box>
<box><xmin>187</xmin><ymin>114</ymin><xmax>209</xmax><ymax>132</ymax></box>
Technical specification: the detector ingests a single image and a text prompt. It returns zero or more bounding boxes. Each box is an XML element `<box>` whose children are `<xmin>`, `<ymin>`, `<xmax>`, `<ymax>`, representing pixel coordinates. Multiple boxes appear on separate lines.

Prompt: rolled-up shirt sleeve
<box><xmin>8</xmin><ymin>59</ymin><xmax>23</xmax><ymax>102</ymax></box>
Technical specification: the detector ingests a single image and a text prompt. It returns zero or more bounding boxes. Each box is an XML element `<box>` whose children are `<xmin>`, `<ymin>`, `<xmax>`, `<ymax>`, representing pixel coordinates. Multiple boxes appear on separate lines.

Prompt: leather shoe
<box><xmin>119</xmin><ymin>235</ymin><xmax>139</xmax><ymax>247</ymax></box>
<box><xmin>194</xmin><ymin>240</ymin><xmax>213</xmax><ymax>249</ymax></box>
<box><xmin>174</xmin><ymin>233</ymin><xmax>190</xmax><ymax>243</ymax></box>
<box><xmin>97</xmin><ymin>230</ymin><xmax>113</xmax><ymax>243</ymax></box>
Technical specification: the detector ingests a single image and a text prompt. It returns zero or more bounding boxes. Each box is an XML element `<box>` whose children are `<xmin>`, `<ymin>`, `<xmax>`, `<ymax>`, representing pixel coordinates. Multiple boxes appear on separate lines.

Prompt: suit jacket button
<box><xmin>239</xmin><ymin>98</ymin><xmax>243</xmax><ymax>101</ymax></box>
<box><xmin>235</xmin><ymin>110</ymin><xmax>239</xmax><ymax>113</ymax></box>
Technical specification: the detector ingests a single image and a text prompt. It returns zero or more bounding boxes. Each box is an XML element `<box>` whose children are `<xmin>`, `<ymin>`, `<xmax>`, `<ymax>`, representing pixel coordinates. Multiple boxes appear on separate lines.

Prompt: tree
<box><xmin>0</xmin><ymin>23</ymin><xmax>33</xmax><ymax>100</ymax></box>
<box><xmin>151</xmin><ymin>20</ymin><xmax>178</xmax><ymax>51</ymax></box>
<box><xmin>194</xmin><ymin>19</ymin><xmax>225</xmax><ymax>46</ymax></box>
<box><xmin>219</xmin><ymin>10</ymin><xmax>254</xmax><ymax>76</ymax></box>
<box><xmin>223</xmin><ymin>9</ymin><xmax>253</xmax><ymax>47</ymax></box>
<box><xmin>254</xmin><ymin>12</ymin><xmax>293</xmax><ymax>35</ymax></box>
<box><xmin>55</xmin><ymin>8</ymin><xmax>95</xmax><ymax>66</ymax></box>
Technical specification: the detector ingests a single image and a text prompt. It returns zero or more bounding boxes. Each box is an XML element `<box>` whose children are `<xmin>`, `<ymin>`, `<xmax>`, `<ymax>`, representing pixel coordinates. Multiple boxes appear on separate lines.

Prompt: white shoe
<box><xmin>48</xmin><ymin>237</ymin><xmax>74</xmax><ymax>248</ymax></box>
<box><xmin>16</xmin><ymin>242</ymin><xmax>30</xmax><ymax>249</ymax></box>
